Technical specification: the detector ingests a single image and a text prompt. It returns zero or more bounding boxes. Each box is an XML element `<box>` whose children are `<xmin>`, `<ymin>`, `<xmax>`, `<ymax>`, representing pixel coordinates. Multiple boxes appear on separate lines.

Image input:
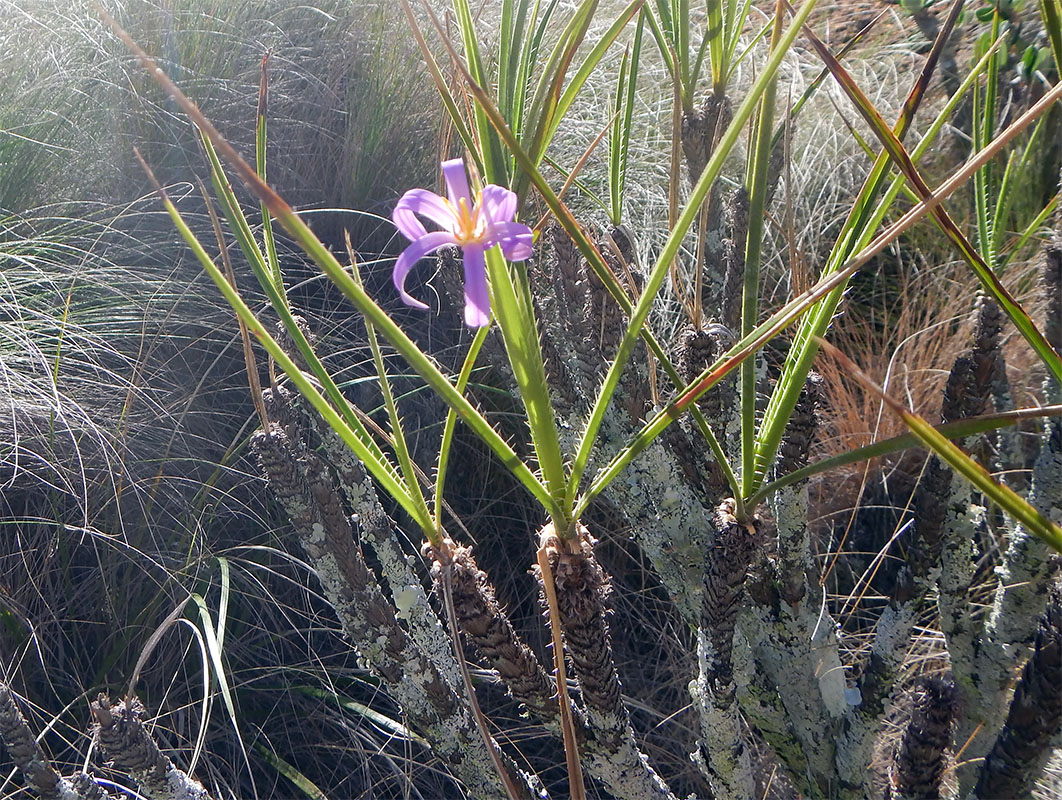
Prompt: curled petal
<box><xmin>441</xmin><ymin>158</ymin><xmax>472</xmax><ymax>207</ymax></box>
<box><xmin>392</xmin><ymin>231</ymin><xmax>459</xmax><ymax>310</ymax></box>
<box><xmin>460</xmin><ymin>246</ymin><xmax>490</xmax><ymax>328</ymax></box>
<box><xmin>489</xmin><ymin>221</ymin><xmax>535</xmax><ymax>262</ymax></box>
<box><xmin>393</xmin><ymin>189</ymin><xmax>456</xmax><ymax>240</ymax></box>
<box><xmin>479</xmin><ymin>184</ymin><xmax>517</xmax><ymax>224</ymax></box>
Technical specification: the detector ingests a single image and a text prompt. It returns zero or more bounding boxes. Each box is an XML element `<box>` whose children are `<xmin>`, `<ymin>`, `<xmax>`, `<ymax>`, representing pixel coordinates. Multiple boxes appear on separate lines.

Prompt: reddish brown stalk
<box><xmin>537</xmin><ymin>539</ymin><xmax>588</xmax><ymax>800</ymax></box>
<box><xmin>199</xmin><ymin>180</ymin><xmax>267</xmax><ymax>429</ymax></box>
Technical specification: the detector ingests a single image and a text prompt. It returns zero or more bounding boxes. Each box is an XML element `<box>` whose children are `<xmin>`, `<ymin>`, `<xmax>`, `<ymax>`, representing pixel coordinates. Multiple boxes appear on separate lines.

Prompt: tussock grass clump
<box><xmin>1</xmin><ymin>1</ymin><xmax>1060</xmax><ymax>799</ymax></box>
<box><xmin>1</xmin><ymin>2</ymin><xmax>447</xmax><ymax>797</ymax></box>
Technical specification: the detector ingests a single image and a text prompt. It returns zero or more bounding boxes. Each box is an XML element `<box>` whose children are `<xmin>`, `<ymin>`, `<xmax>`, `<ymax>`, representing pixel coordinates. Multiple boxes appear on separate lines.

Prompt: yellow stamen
<box><xmin>449</xmin><ymin>192</ymin><xmax>483</xmax><ymax>245</ymax></box>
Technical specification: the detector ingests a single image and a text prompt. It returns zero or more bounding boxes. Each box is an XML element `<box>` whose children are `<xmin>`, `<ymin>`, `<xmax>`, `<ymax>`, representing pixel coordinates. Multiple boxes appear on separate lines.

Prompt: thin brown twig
<box><xmin>537</xmin><ymin>541</ymin><xmax>588</xmax><ymax>800</ymax></box>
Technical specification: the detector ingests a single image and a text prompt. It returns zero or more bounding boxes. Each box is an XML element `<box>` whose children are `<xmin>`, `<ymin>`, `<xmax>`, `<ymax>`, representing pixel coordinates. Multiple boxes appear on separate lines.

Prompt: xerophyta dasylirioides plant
<box><xmin>61</xmin><ymin>1</ymin><xmax>1062</xmax><ymax>798</ymax></box>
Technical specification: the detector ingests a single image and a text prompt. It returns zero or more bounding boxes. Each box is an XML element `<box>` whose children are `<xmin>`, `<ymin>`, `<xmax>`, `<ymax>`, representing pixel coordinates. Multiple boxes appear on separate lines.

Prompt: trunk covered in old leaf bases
<box><xmin>234</xmin><ymin>231</ymin><xmax>1059</xmax><ymax>799</ymax></box>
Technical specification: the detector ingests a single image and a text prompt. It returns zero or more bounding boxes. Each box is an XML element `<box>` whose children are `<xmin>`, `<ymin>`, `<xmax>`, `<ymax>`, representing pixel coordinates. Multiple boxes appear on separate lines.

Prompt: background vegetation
<box><xmin>0</xmin><ymin>1</ymin><xmax>1058</xmax><ymax>798</ymax></box>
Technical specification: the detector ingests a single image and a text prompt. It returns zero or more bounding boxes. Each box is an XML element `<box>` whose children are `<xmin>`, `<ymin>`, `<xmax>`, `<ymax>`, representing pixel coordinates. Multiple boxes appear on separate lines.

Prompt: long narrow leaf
<box><xmin>818</xmin><ymin>339</ymin><xmax>1062</xmax><ymax>553</ymax></box>
<box><xmin>740</xmin><ymin>1</ymin><xmax>785</xmax><ymax>496</ymax></box>
<box><xmin>568</xmin><ymin>0</ymin><xmax>821</xmax><ymax>505</ymax></box>
<box><xmin>544</xmin><ymin>0</ymin><xmax>644</xmax><ymax>149</ymax></box>
<box><xmin>748</xmin><ymin>404</ymin><xmax>1062</xmax><ymax>507</ymax></box>
<box><xmin>435</xmin><ymin>325</ymin><xmax>490</xmax><ymax>524</ymax></box>
<box><xmin>199</xmin><ymin>133</ymin><xmax>393</xmax><ymax>475</ymax></box>
<box><xmin>1041</xmin><ymin>0</ymin><xmax>1062</xmax><ymax>78</ymax></box>
<box><xmin>801</xmin><ymin>21</ymin><xmax>1062</xmax><ymax>385</ymax></box>
<box><xmin>401</xmin><ymin>2</ymin><xmax>483</xmax><ymax>173</ymax></box>
<box><xmin>577</xmin><ymin>83</ymin><xmax>1062</xmax><ymax>514</ymax></box>
<box><xmin>140</xmin><ymin>162</ymin><xmax>427</xmax><ymax>527</ymax></box>
<box><xmin>102</xmin><ymin>12</ymin><xmax>558</xmax><ymax>518</ymax></box>
<box><xmin>256</xmin><ymin>53</ymin><xmax>284</xmax><ymax>306</ymax></box>
<box><xmin>755</xmin><ymin>16</ymin><xmax>1007</xmax><ymax>491</ymax></box>
<box><xmin>517</xmin><ymin>0</ymin><xmax>601</xmax><ymax>198</ymax></box>
<box><xmin>484</xmin><ymin>244</ymin><xmax>568</xmax><ymax>513</ymax></box>
<box><xmin>409</xmin><ymin>0</ymin><xmax>760</xmax><ymax>505</ymax></box>
<box><xmin>190</xmin><ymin>593</ymin><xmax>240</xmax><ymax>748</ymax></box>
<box><xmin>350</xmin><ymin>258</ymin><xmax>434</xmax><ymax>538</ymax></box>
<box><xmin>451</xmin><ymin>0</ymin><xmax>508</xmax><ymax>183</ymax></box>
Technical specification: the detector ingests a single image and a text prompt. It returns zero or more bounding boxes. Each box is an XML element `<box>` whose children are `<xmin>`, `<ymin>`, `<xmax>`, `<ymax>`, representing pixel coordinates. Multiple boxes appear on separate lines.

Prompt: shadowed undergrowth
<box><xmin>0</xmin><ymin>1</ymin><xmax>1059</xmax><ymax>799</ymax></box>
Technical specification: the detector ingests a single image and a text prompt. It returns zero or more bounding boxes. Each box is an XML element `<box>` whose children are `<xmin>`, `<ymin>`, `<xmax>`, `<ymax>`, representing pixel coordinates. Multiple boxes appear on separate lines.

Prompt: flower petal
<box><xmin>479</xmin><ymin>183</ymin><xmax>517</xmax><ymax>224</ymax></box>
<box><xmin>393</xmin><ymin>189</ymin><xmax>456</xmax><ymax>240</ymax></box>
<box><xmin>392</xmin><ymin>231</ymin><xmax>459</xmax><ymax>310</ymax></box>
<box><xmin>460</xmin><ymin>246</ymin><xmax>490</xmax><ymax>328</ymax></box>
<box><xmin>441</xmin><ymin>158</ymin><xmax>472</xmax><ymax>207</ymax></box>
<box><xmin>488</xmin><ymin>221</ymin><xmax>535</xmax><ymax>262</ymax></box>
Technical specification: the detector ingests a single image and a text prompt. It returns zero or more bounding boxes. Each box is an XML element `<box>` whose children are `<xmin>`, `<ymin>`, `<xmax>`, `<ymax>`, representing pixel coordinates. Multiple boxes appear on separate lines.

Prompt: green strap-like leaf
<box><xmin>819</xmin><ymin>339</ymin><xmax>1062</xmax><ymax>553</ymax></box>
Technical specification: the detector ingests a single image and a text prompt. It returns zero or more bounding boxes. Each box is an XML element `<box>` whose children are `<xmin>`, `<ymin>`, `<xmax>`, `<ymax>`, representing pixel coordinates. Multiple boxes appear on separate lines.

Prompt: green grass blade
<box><xmin>256</xmin><ymin>54</ymin><xmax>284</xmax><ymax>306</ymax></box>
<box><xmin>608</xmin><ymin>11</ymin><xmax>645</xmax><ymax>224</ymax></box>
<box><xmin>609</xmin><ymin>47</ymin><xmax>631</xmax><ymax>224</ymax></box>
<box><xmin>514</xmin><ymin>0</ymin><xmax>561</xmax><ymax>145</ymax></box>
<box><xmin>675</xmin><ymin>0</ymin><xmax>690</xmax><ymax>102</ymax></box>
<box><xmin>1000</xmin><ymin>190</ymin><xmax>1059</xmax><ymax>271</ymax></box>
<box><xmin>435</xmin><ymin>324</ymin><xmax>490</xmax><ymax>525</ymax></box>
<box><xmin>498</xmin><ymin>0</ymin><xmax>537</xmax><ymax>145</ymax></box>
<box><xmin>725</xmin><ymin>16</ymin><xmax>772</xmax><ymax>83</ymax></box>
<box><xmin>350</xmin><ymin>259</ymin><xmax>434</xmax><ymax>539</ymax></box>
<box><xmin>973</xmin><ymin>13</ymin><xmax>1004</xmax><ymax>261</ymax></box>
<box><xmin>499</xmin><ymin>0</ymin><xmax>517</xmax><ymax>122</ymax></box>
<box><xmin>992</xmin><ymin>115</ymin><xmax>1048</xmax><ymax>267</ymax></box>
<box><xmin>705</xmin><ymin>0</ymin><xmax>725</xmax><ymax>92</ymax></box>
<box><xmin>644</xmin><ymin>1</ymin><xmax>679</xmax><ymax>83</ymax></box>
<box><xmin>723</xmin><ymin>0</ymin><xmax>756</xmax><ymax>72</ymax></box>
<box><xmin>255</xmin><ymin>744</ymin><xmax>330</xmax><ymax>800</ymax></box>
<box><xmin>215</xmin><ymin>556</ymin><xmax>230</xmax><ymax>653</ymax></box>
<box><xmin>294</xmin><ymin>686</ymin><xmax>426</xmax><ymax>743</ymax></box>
<box><xmin>990</xmin><ymin>147</ymin><xmax>1019</xmax><ymax>264</ymax></box>
<box><xmin>190</xmin><ymin>592</ymin><xmax>240</xmax><ymax>747</ymax></box>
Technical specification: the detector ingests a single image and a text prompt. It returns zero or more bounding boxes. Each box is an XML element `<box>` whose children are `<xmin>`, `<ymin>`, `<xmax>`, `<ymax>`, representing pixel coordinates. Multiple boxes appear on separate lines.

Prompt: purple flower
<box><xmin>392</xmin><ymin>159</ymin><xmax>534</xmax><ymax>327</ymax></box>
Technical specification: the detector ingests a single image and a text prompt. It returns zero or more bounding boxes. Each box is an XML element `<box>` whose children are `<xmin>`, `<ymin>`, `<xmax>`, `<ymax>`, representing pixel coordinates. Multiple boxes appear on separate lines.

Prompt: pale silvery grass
<box><xmin>0</xmin><ymin>2</ymin><xmax>453</xmax><ymax>797</ymax></box>
<box><xmin>2</xmin><ymin>1</ymin><xmax>1061</xmax><ymax>799</ymax></box>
